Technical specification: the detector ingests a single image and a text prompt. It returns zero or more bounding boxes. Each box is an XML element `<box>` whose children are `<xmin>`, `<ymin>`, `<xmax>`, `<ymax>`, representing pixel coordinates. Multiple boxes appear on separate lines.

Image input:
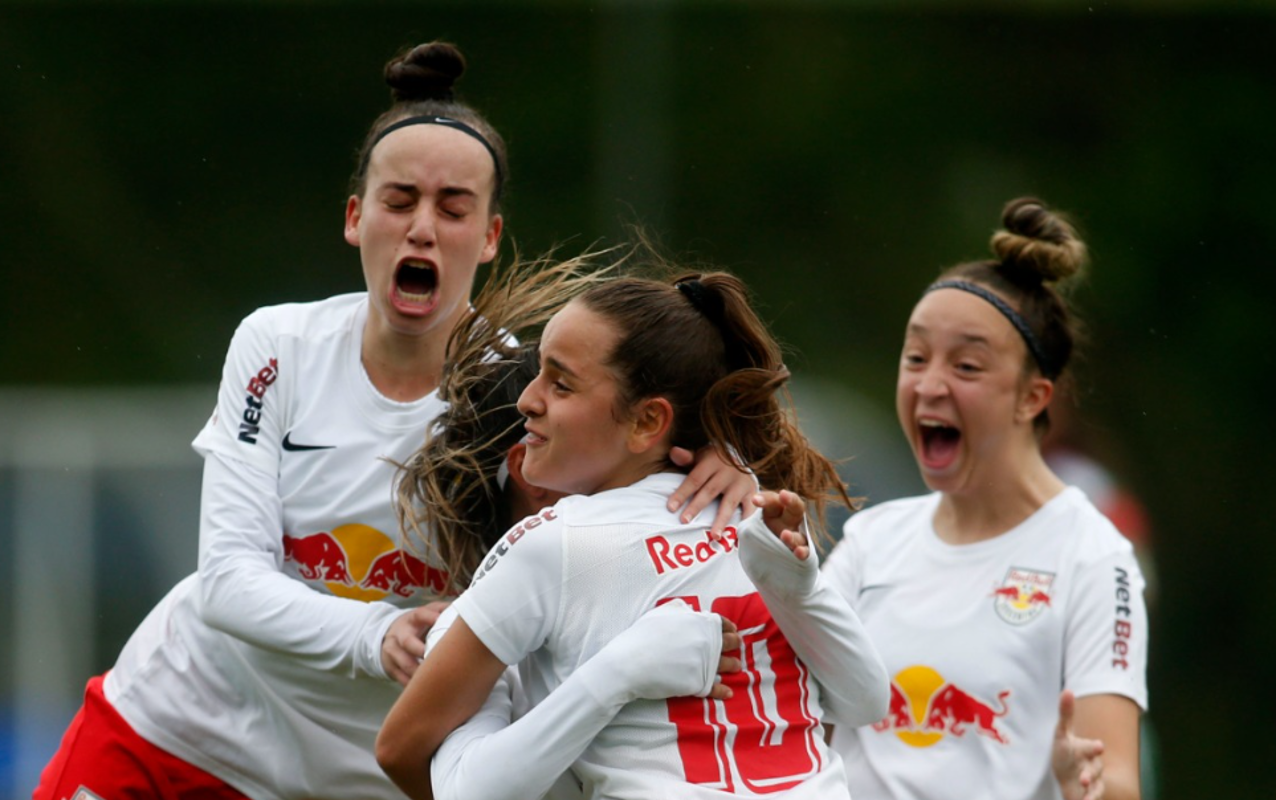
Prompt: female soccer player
<box><xmin>34</xmin><ymin>42</ymin><xmax>750</xmax><ymax>800</ymax></box>
<box><xmin>377</xmin><ymin>263</ymin><xmax>891</xmax><ymax>799</ymax></box>
<box><xmin>392</xmin><ymin>263</ymin><xmax>746</xmax><ymax>800</ymax></box>
<box><xmin>823</xmin><ymin>198</ymin><xmax>1148</xmax><ymax>800</ymax></box>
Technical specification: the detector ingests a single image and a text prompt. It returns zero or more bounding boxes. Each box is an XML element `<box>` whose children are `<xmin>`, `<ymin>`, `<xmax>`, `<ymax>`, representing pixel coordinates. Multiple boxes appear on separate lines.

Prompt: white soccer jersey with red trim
<box><xmin>105</xmin><ymin>293</ymin><xmax>450</xmax><ymax>800</ymax></box>
<box><xmin>453</xmin><ymin>472</ymin><xmax>850</xmax><ymax>799</ymax></box>
<box><xmin>823</xmin><ymin>487</ymin><xmax>1148</xmax><ymax>800</ymax></box>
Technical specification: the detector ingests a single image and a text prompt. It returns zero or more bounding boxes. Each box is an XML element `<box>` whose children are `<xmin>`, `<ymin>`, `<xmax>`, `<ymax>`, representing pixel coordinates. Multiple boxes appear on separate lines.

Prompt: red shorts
<box><xmin>33</xmin><ymin>674</ymin><xmax>250</xmax><ymax>800</ymax></box>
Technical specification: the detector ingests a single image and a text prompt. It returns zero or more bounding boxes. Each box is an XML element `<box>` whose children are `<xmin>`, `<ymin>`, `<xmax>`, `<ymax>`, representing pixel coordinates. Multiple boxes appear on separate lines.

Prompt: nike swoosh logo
<box><xmin>282</xmin><ymin>433</ymin><xmax>335</xmax><ymax>452</ymax></box>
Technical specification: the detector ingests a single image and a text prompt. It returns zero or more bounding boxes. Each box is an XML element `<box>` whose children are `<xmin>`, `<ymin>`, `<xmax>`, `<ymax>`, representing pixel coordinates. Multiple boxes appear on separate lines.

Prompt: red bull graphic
<box><xmin>283</xmin><ymin>532</ymin><xmax>353</xmax><ymax>584</ymax></box>
<box><xmin>871</xmin><ymin>665</ymin><xmax>1011</xmax><ymax>747</ymax></box>
<box><xmin>363</xmin><ymin>549</ymin><xmax>449</xmax><ymax>597</ymax></box>
<box><xmin>991</xmin><ymin>566</ymin><xmax>1055</xmax><ymax>625</ymax></box>
<box><xmin>283</xmin><ymin>522</ymin><xmax>452</xmax><ymax>601</ymax></box>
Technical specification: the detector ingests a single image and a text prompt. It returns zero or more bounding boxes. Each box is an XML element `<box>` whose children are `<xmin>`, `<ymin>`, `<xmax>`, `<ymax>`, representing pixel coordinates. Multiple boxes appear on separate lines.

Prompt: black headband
<box><xmin>363</xmin><ymin>114</ymin><xmax>503</xmax><ymax>185</ymax></box>
<box><xmin>925</xmin><ymin>279</ymin><xmax>1057</xmax><ymax>378</ymax></box>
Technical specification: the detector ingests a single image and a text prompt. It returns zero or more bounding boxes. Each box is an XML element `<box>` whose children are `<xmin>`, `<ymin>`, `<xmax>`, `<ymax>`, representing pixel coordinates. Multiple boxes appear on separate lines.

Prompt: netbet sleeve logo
<box><xmin>471</xmin><ymin>507</ymin><xmax>559</xmax><ymax>584</ymax></box>
<box><xmin>873</xmin><ymin>665</ymin><xmax>1011</xmax><ymax>747</ymax></box>
<box><xmin>237</xmin><ymin>357</ymin><xmax>278</xmax><ymax>444</ymax></box>
<box><xmin>282</xmin><ymin>524</ymin><xmax>451</xmax><ymax>601</ymax></box>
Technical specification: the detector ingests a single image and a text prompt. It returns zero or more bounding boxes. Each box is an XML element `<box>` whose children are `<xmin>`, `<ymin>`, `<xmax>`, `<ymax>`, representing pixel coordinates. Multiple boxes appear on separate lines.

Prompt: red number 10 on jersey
<box><xmin>659</xmin><ymin>592</ymin><xmax>824</xmax><ymax>793</ymax></box>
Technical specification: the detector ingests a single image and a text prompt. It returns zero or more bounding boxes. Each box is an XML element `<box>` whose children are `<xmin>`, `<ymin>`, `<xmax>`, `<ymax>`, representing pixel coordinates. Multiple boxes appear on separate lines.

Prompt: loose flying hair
<box><xmin>349</xmin><ymin>41</ymin><xmax>510</xmax><ymax>211</ymax></box>
<box><xmin>939</xmin><ymin>196</ymin><xmax>1089</xmax><ymax>433</ymax></box>
<box><xmin>394</xmin><ymin>249</ymin><xmax>615</xmax><ymax>595</ymax></box>
<box><xmin>576</xmin><ymin>262</ymin><xmax>853</xmax><ymax>546</ymax></box>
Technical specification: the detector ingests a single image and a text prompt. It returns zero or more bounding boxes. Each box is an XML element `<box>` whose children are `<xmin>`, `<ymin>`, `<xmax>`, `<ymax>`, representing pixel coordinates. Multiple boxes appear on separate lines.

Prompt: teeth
<box><xmin>398</xmin><ymin>289</ymin><xmax>433</xmax><ymax>302</ymax></box>
<box><xmin>920</xmin><ymin>419</ymin><xmax>947</xmax><ymax>428</ymax></box>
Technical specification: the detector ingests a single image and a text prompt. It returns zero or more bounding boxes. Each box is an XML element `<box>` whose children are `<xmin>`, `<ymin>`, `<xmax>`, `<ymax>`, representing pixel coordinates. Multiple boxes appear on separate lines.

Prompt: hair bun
<box><xmin>384</xmin><ymin>41</ymin><xmax>467</xmax><ymax>103</ymax></box>
<box><xmin>990</xmin><ymin>196</ymin><xmax>1088</xmax><ymax>284</ymax></box>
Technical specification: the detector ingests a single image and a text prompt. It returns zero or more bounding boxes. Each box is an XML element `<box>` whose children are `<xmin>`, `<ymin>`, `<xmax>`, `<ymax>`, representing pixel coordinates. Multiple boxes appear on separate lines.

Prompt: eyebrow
<box><xmin>376</xmin><ymin>182</ymin><xmax>479</xmax><ymax>199</ymax></box>
<box><xmin>544</xmin><ymin>354</ymin><xmax>579</xmax><ymax>380</ymax></box>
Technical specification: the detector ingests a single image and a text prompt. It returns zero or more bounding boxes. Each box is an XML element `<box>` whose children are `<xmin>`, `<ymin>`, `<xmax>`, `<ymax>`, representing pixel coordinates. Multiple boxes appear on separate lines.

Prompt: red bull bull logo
<box><xmin>871</xmin><ymin>666</ymin><xmax>1011</xmax><ymax>747</ymax></box>
<box><xmin>991</xmin><ymin>566</ymin><xmax>1055</xmax><ymax>625</ymax></box>
<box><xmin>283</xmin><ymin>523</ymin><xmax>451</xmax><ymax>601</ymax></box>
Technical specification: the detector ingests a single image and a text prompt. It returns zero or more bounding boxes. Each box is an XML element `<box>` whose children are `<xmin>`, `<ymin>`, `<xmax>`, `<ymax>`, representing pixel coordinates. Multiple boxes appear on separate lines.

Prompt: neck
<box><xmin>932</xmin><ymin>447</ymin><xmax>1065</xmax><ymax>545</ymax></box>
<box><xmin>360</xmin><ymin>315</ymin><xmax>451</xmax><ymax>403</ymax></box>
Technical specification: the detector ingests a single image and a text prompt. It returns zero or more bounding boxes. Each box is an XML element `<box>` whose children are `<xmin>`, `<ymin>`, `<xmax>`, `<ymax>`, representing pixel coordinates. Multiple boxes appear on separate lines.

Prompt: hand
<box><xmin>382</xmin><ymin>600</ymin><xmax>451</xmax><ymax>686</ymax></box>
<box><xmin>1052</xmin><ymin>690</ymin><xmax>1106</xmax><ymax>800</ymax></box>
<box><xmin>712</xmin><ymin>616</ymin><xmax>742</xmax><ymax>701</ymax></box>
<box><xmin>752</xmin><ymin>489</ymin><xmax>811</xmax><ymax>562</ymax></box>
<box><xmin>667</xmin><ymin>445</ymin><xmax>757</xmax><ymax>537</ymax></box>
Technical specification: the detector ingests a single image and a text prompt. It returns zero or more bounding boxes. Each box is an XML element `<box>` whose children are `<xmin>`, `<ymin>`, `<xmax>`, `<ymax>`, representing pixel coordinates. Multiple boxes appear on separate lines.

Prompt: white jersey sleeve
<box><xmin>430</xmin><ymin>599</ymin><xmax>724</xmax><ymax>800</ymax></box>
<box><xmin>822</xmin><ymin>513</ymin><xmax>868</xmax><ymax>605</ymax></box>
<box><xmin>1063</xmin><ymin>548</ymin><xmax>1149</xmax><ymax>707</ymax></box>
<box><xmin>194</xmin><ymin>309</ymin><xmax>289</xmax><ymax>475</ymax></box>
<box><xmin>197</xmin><ymin>450</ymin><xmax>401</xmax><ymax>679</ymax></box>
<box><xmin>737</xmin><ymin>511</ymin><xmax>889</xmax><ymax>728</ymax></box>
<box><xmin>452</xmin><ymin>506</ymin><xmax>565</xmax><ymax>666</ymax></box>
<box><xmin>192</xmin><ymin>308</ymin><xmax>402</xmax><ymax>680</ymax></box>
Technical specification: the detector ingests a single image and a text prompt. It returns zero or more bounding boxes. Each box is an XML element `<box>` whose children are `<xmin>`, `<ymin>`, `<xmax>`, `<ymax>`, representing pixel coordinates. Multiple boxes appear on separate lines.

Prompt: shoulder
<box><xmin>236</xmin><ymin>293</ymin><xmax>366</xmax><ymax>341</ymax></box>
<box><xmin>843</xmin><ymin>492</ymin><xmax>937</xmax><ymax>543</ymax></box>
<box><xmin>554</xmin><ymin>476</ymin><xmax>683</xmax><ymax>528</ymax></box>
<box><xmin>470</xmin><ymin>505</ymin><xmax>566</xmax><ymax>586</ymax></box>
<box><xmin>1051</xmin><ymin>487</ymin><xmax>1136</xmax><ymax>561</ymax></box>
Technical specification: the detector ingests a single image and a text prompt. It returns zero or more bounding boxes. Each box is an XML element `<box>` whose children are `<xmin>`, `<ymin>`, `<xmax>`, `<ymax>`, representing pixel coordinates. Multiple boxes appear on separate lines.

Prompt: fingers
<box><xmin>779</xmin><ymin>529</ymin><xmax>811</xmax><ymax>561</ymax></box>
<box><xmin>668</xmin><ymin>446</ymin><xmax>695</xmax><ymax>467</ymax></box>
<box><xmin>753</xmin><ymin>489</ymin><xmax>806</xmax><ymax>533</ymax></box>
<box><xmin>667</xmin><ymin>457</ymin><xmax>716</xmax><ymax>520</ymax></box>
<box><xmin>417</xmin><ymin>600</ymin><xmax>452</xmax><ymax>629</ymax></box>
<box><xmin>1056</xmin><ymin>689</ymin><xmax>1075</xmax><ymax>738</ymax></box>
<box><xmin>714</xmin><ymin>616</ymin><xmax>740</xmax><ymax>697</ymax></box>
<box><xmin>383</xmin><ymin>639</ymin><xmax>423</xmax><ymax>687</ymax></box>
<box><xmin>721</xmin><ymin>617</ymin><xmax>741</xmax><ymax>654</ymax></box>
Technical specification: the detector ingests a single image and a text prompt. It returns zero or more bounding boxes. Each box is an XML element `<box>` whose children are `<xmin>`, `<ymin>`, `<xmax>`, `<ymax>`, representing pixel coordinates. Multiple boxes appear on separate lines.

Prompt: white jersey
<box><xmin>453</xmin><ymin>473</ymin><xmax>850</xmax><ymax>800</ymax></box>
<box><xmin>105</xmin><ymin>293</ymin><xmax>450</xmax><ymax>800</ymax></box>
<box><xmin>823</xmin><ymin>487</ymin><xmax>1149</xmax><ymax>800</ymax></box>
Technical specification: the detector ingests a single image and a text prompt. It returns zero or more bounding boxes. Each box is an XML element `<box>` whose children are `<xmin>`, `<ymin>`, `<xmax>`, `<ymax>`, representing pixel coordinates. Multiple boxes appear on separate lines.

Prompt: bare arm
<box><xmin>377</xmin><ymin>617</ymin><xmax>508</xmax><ymax>800</ymax></box>
<box><xmin>1053</xmin><ymin>690</ymin><xmax>1143</xmax><ymax>800</ymax></box>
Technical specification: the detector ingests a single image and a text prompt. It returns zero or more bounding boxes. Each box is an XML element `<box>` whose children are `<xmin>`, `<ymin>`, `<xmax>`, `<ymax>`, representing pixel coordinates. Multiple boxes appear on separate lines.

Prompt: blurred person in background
<box><xmin>823</xmin><ymin>197</ymin><xmax>1148</xmax><ymax>800</ymax></box>
<box><xmin>33</xmin><ymin>41</ymin><xmax>747</xmax><ymax>800</ymax></box>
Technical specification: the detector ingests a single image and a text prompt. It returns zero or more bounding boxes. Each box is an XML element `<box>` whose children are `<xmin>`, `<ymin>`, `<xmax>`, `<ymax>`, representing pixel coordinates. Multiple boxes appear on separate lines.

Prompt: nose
<box><xmin>516</xmin><ymin>377</ymin><xmax>543</xmax><ymax>419</ymax></box>
<box><xmin>914</xmin><ymin>365</ymin><xmax>949</xmax><ymax>399</ymax></box>
<box><xmin>406</xmin><ymin>207</ymin><xmax>436</xmax><ymax>248</ymax></box>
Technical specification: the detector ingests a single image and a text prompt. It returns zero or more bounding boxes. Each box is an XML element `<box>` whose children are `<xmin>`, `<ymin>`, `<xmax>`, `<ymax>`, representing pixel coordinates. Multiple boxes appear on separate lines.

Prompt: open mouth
<box><xmin>919</xmin><ymin>419</ymin><xmax>960</xmax><ymax>468</ymax></box>
<box><xmin>395</xmin><ymin>260</ymin><xmax>437</xmax><ymax>303</ymax></box>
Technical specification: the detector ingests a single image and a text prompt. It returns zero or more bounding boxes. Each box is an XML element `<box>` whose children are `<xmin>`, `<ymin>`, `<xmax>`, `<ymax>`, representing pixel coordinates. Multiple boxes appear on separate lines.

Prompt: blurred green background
<box><xmin>4</xmin><ymin>1</ymin><xmax>1273</xmax><ymax>796</ymax></box>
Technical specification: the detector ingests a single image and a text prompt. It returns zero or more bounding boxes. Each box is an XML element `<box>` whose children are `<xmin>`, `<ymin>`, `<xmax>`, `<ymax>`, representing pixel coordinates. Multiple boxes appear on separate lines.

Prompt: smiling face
<box><xmin>516</xmin><ymin>301</ymin><xmax>662</xmax><ymax>497</ymax></box>
<box><xmin>896</xmin><ymin>287</ymin><xmax>1050</xmax><ymax>496</ymax></box>
<box><xmin>343</xmin><ymin>122</ymin><xmax>502</xmax><ymax>344</ymax></box>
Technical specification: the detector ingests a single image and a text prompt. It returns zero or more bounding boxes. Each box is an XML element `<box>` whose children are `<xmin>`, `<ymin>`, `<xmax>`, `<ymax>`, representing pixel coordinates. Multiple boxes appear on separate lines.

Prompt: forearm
<box><xmin>197</xmin><ymin>452</ymin><xmax>399</xmax><ymax>678</ymax></box>
<box><xmin>738</xmin><ymin>511</ymin><xmax>889</xmax><ymax>726</ymax></box>
<box><xmin>432</xmin><ymin>658</ymin><xmax>625</xmax><ymax>800</ymax></box>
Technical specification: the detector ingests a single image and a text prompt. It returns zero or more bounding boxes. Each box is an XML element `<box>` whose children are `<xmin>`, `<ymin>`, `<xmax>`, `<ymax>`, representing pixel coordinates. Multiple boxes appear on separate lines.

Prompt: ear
<box><xmin>505</xmin><ymin>443</ymin><xmax>555</xmax><ymax>508</ymax></box>
<box><xmin>1016</xmin><ymin>376</ymin><xmax>1055</xmax><ymax>424</ymax></box>
<box><xmin>343</xmin><ymin>195</ymin><xmax>362</xmax><ymax>247</ymax></box>
<box><xmin>627</xmin><ymin>397</ymin><xmax>675</xmax><ymax>455</ymax></box>
<box><xmin>479</xmin><ymin>213</ymin><xmax>503</xmax><ymax>264</ymax></box>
